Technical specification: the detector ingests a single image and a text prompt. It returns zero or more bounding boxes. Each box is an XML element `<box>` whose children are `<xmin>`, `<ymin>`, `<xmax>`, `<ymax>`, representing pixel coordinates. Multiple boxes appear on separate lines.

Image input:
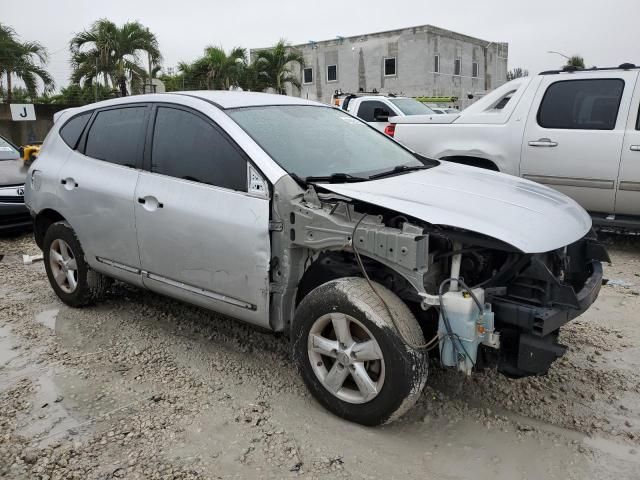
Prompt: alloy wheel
<box><xmin>308</xmin><ymin>313</ymin><xmax>386</xmax><ymax>404</ymax></box>
<box><xmin>49</xmin><ymin>238</ymin><xmax>78</xmax><ymax>293</ymax></box>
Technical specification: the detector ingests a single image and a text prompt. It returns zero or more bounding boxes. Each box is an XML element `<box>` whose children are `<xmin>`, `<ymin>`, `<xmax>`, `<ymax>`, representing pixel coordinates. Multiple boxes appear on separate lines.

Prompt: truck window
<box><xmin>389</xmin><ymin>98</ymin><xmax>435</xmax><ymax>115</ymax></box>
<box><xmin>537</xmin><ymin>79</ymin><xmax>624</xmax><ymax>130</ymax></box>
<box><xmin>357</xmin><ymin>101</ymin><xmax>392</xmax><ymax>122</ymax></box>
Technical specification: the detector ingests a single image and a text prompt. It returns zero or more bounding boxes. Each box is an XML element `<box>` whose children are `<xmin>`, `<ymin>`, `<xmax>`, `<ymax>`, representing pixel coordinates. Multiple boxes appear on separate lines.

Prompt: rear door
<box><xmin>56</xmin><ymin>105</ymin><xmax>149</xmax><ymax>285</ymax></box>
<box><xmin>616</xmin><ymin>72</ymin><xmax>640</xmax><ymax>216</ymax></box>
<box><xmin>520</xmin><ymin>72</ymin><xmax>636</xmax><ymax>214</ymax></box>
<box><xmin>134</xmin><ymin>104</ymin><xmax>271</xmax><ymax>327</ymax></box>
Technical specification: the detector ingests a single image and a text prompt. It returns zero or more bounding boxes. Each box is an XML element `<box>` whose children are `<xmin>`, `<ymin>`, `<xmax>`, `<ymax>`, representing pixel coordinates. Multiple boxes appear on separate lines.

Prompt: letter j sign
<box><xmin>10</xmin><ymin>104</ymin><xmax>37</xmax><ymax>121</ymax></box>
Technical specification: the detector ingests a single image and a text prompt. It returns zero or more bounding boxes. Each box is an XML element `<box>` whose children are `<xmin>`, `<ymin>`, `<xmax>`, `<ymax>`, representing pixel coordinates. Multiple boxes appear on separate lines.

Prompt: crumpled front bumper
<box><xmin>485</xmin><ymin>232</ymin><xmax>607</xmax><ymax>377</ymax></box>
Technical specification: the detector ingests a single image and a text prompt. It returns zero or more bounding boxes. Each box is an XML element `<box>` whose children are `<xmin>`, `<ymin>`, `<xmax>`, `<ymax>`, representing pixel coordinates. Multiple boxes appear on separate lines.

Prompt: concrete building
<box><xmin>255</xmin><ymin>25</ymin><xmax>508</xmax><ymax>108</ymax></box>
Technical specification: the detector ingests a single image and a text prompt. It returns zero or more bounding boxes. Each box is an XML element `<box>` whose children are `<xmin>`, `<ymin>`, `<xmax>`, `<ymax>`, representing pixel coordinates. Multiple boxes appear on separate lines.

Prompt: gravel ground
<box><xmin>1</xmin><ymin>232</ymin><xmax>639</xmax><ymax>479</ymax></box>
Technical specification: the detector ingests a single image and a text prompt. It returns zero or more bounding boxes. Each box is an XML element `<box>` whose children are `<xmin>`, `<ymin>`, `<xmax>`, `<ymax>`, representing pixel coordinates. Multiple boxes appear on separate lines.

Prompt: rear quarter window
<box><xmin>537</xmin><ymin>78</ymin><xmax>624</xmax><ymax>130</ymax></box>
<box><xmin>59</xmin><ymin>112</ymin><xmax>93</xmax><ymax>149</ymax></box>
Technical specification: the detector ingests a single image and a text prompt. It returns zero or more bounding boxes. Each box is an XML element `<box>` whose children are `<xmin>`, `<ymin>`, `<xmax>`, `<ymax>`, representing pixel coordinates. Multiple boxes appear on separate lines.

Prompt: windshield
<box><xmin>389</xmin><ymin>98</ymin><xmax>435</xmax><ymax>115</ymax></box>
<box><xmin>0</xmin><ymin>137</ymin><xmax>20</xmax><ymax>161</ymax></box>
<box><xmin>228</xmin><ymin>105</ymin><xmax>430</xmax><ymax>179</ymax></box>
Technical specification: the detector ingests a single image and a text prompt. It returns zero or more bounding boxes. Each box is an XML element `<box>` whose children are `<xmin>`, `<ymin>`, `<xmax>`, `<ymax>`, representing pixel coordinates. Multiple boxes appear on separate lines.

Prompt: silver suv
<box><xmin>25</xmin><ymin>92</ymin><xmax>607</xmax><ymax>425</ymax></box>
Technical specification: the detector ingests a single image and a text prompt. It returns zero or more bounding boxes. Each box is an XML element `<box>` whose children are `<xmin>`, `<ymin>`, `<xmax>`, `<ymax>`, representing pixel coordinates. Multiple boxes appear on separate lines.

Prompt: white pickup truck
<box><xmin>332</xmin><ymin>92</ymin><xmax>435</xmax><ymax>132</ymax></box>
<box><xmin>389</xmin><ymin>64</ymin><xmax>640</xmax><ymax>228</ymax></box>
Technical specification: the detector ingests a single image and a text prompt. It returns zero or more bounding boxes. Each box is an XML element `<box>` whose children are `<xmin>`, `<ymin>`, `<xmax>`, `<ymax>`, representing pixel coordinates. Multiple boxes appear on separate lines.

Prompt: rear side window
<box><xmin>85</xmin><ymin>107</ymin><xmax>147</xmax><ymax>167</ymax></box>
<box><xmin>357</xmin><ymin>101</ymin><xmax>392</xmax><ymax>122</ymax></box>
<box><xmin>59</xmin><ymin>112</ymin><xmax>92</xmax><ymax>149</ymax></box>
<box><xmin>151</xmin><ymin>107</ymin><xmax>247</xmax><ymax>191</ymax></box>
<box><xmin>636</xmin><ymin>102</ymin><xmax>640</xmax><ymax>130</ymax></box>
<box><xmin>537</xmin><ymin>79</ymin><xmax>624</xmax><ymax>130</ymax></box>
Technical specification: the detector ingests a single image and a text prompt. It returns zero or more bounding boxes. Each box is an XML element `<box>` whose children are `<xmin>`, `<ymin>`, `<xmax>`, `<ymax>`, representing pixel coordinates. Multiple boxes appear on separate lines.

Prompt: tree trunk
<box><xmin>119</xmin><ymin>77</ymin><xmax>128</xmax><ymax>97</ymax></box>
<box><xmin>6</xmin><ymin>72</ymin><xmax>12</xmax><ymax>103</ymax></box>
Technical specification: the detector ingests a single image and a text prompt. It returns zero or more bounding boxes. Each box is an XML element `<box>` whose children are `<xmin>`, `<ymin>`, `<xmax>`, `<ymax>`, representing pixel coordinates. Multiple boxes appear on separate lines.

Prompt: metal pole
<box><xmin>148</xmin><ymin>52</ymin><xmax>153</xmax><ymax>94</ymax></box>
<box><xmin>547</xmin><ymin>50</ymin><xmax>570</xmax><ymax>60</ymax></box>
<box><xmin>95</xmin><ymin>58</ymin><xmax>98</xmax><ymax>102</ymax></box>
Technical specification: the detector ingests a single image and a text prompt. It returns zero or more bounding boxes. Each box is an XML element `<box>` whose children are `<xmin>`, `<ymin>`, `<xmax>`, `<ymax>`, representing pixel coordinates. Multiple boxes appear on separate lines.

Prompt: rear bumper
<box><xmin>0</xmin><ymin>203</ymin><xmax>32</xmax><ymax>233</ymax></box>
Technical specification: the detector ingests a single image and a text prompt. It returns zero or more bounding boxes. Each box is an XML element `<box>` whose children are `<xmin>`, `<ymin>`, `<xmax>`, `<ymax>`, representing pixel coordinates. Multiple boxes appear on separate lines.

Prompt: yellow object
<box><xmin>21</xmin><ymin>144</ymin><xmax>41</xmax><ymax>162</ymax></box>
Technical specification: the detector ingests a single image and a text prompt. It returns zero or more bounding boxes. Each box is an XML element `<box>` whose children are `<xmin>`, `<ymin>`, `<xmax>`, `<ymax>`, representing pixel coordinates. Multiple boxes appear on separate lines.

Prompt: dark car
<box><xmin>0</xmin><ymin>134</ymin><xmax>31</xmax><ymax>233</ymax></box>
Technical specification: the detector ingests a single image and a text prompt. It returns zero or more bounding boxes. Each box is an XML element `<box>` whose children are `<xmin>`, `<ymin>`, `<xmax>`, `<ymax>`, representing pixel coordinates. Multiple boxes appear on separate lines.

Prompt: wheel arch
<box><xmin>440</xmin><ymin>155</ymin><xmax>500</xmax><ymax>171</ymax></box>
<box><xmin>34</xmin><ymin>209</ymin><xmax>67</xmax><ymax>249</ymax></box>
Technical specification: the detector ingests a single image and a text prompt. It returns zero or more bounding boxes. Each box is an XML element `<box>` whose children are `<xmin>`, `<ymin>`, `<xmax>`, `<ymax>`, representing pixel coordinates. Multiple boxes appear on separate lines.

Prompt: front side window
<box><xmin>303</xmin><ymin>67</ymin><xmax>313</xmax><ymax>84</ymax></box>
<box><xmin>85</xmin><ymin>107</ymin><xmax>147</xmax><ymax>167</ymax></box>
<box><xmin>60</xmin><ymin>112</ymin><xmax>92</xmax><ymax>149</ymax></box>
<box><xmin>389</xmin><ymin>98</ymin><xmax>435</xmax><ymax>115</ymax></box>
<box><xmin>327</xmin><ymin>65</ymin><xmax>337</xmax><ymax>82</ymax></box>
<box><xmin>357</xmin><ymin>101</ymin><xmax>392</xmax><ymax>122</ymax></box>
<box><xmin>636</xmin><ymin>101</ymin><xmax>640</xmax><ymax>130</ymax></box>
<box><xmin>537</xmin><ymin>79</ymin><xmax>624</xmax><ymax>130</ymax></box>
<box><xmin>151</xmin><ymin>107</ymin><xmax>247</xmax><ymax>191</ymax></box>
<box><xmin>454</xmin><ymin>59</ymin><xmax>461</xmax><ymax>76</ymax></box>
<box><xmin>228</xmin><ymin>105</ymin><xmax>431</xmax><ymax>179</ymax></box>
<box><xmin>384</xmin><ymin>57</ymin><xmax>396</xmax><ymax>76</ymax></box>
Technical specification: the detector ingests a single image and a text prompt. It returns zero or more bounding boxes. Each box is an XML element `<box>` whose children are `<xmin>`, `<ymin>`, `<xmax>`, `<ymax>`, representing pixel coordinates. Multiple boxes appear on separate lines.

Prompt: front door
<box><xmin>56</xmin><ymin>105</ymin><xmax>149</xmax><ymax>284</ymax></box>
<box><xmin>520</xmin><ymin>72</ymin><xmax>636</xmax><ymax>214</ymax></box>
<box><xmin>616</xmin><ymin>73</ymin><xmax>640</xmax><ymax>216</ymax></box>
<box><xmin>134</xmin><ymin>105</ymin><xmax>271</xmax><ymax>327</ymax></box>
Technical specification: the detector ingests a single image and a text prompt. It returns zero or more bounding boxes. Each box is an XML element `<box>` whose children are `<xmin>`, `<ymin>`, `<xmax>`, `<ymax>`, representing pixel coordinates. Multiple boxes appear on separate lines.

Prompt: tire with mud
<box><xmin>43</xmin><ymin>221</ymin><xmax>111</xmax><ymax>307</ymax></box>
<box><xmin>292</xmin><ymin>277</ymin><xmax>428</xmax><ymax>426</ymax></box>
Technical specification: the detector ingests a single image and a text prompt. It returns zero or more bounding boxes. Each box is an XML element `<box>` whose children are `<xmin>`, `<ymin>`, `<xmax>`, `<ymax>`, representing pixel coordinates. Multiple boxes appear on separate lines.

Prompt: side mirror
<box><xmin>373</xmin><ymin>107</ymin><xmax>390</xmax><ymax>122</ymax></box>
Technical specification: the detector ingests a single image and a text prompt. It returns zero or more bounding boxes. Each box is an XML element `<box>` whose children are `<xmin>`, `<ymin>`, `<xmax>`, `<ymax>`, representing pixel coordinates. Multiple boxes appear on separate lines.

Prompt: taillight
<box><xmin>384</xmin><ymin>124</ymin><xmax>396</xmax><ymax>137</ymax></box>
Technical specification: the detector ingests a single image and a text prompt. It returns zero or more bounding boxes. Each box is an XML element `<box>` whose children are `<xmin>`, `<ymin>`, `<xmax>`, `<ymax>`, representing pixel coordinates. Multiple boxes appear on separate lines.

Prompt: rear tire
<box><xmin>43</xmin><ymin>221</ymin><xmax>111</xmax><ymax>307</ymax></box>
<box><xmin>292</xmin><ymin>277</ymin><xmax>428</xmax><ymax>425</ymax></box>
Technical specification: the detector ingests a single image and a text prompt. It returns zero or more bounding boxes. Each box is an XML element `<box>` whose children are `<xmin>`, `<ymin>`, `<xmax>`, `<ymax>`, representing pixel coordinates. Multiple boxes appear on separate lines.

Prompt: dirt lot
<box><xmin>1</xmin><ymin>232</ymin><xmax>639</xmax><ymax>480</ymax></box>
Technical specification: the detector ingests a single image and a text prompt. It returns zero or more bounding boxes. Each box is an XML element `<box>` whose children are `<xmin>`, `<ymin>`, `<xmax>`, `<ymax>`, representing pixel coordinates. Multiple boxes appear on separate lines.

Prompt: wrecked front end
<box><xmin>270</xmin><ymin>178</ymin><xmax>608</xmax><ymax>379</ymax></box>
<box><xmin>479</xmin><ymin>232</ymin><xmax>608</xmax><ymax>377</ymax></box>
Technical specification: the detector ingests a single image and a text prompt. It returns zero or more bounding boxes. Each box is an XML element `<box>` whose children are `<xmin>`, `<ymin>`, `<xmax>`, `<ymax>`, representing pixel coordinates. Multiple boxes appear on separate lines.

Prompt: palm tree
<box><xmin>193</xmin><ymin>46</ymin><xmax>247</xmax><ymax>90</ymax></box>
<box><xmin>254</xmin><ymin>39</ymin><xmax>304</xmax><ymax>94</ymax></box>
<box><xmin>0</xmin><ymin>23</ymin><xmax>54</xmax><ymax>102</ymax></box>
<box><xmin>506</xmin><ymin>67</ymin><xmax>529</xmax><ymax>81</ymax></box>
<box><xmin>565</xmin><ymin>55</ymin><xmax>585</xmax><ymax>69</ymax></box>
<box><xmin>70</xmin><ymin>19</ymin><xmax>161</xmax><ymax>96</ymax></box>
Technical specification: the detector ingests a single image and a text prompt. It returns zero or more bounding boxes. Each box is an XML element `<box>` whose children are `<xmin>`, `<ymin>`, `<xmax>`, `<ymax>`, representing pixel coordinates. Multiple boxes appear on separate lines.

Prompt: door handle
<box><xmin>137</xmin><ymin>196</ymin><xmax>163</xmax><ymax>210</ymax></box>
<box><xmin>528</xmin><ymin>138</ymin><xmax>558</xmax><ymax>147</ymax></box>
<box><xmin>631</xmin><ymin>145</ymin><xmax>640</xmax><ymax>152</ymax></box>
<box><xmin>60</xmin><ymin>178</ymin><xmax>78</xmax><ymax>189</ymax></box>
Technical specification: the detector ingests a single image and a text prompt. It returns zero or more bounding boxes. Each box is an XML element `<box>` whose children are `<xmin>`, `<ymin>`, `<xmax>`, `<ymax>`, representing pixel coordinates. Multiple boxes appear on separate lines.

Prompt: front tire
<box><xmin>43</xmin><ymin>221</ymin><xmax>110</xmax><ymax>307</ymax></box>
<box><xmin>292</xmin><ymin>277</ymin><xmax>428</xmax><ymax>426</ymax></box>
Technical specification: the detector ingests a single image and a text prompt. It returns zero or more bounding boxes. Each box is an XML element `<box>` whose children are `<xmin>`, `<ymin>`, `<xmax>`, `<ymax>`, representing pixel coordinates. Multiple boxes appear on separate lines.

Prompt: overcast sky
<box><xmin>2</xmin><ymin>0</ymin><xmax>639</xmax><ymax>90</ymax></box>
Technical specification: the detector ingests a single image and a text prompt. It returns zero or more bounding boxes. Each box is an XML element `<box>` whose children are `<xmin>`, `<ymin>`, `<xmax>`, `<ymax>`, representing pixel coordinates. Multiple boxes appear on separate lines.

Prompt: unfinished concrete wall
<box><xmin>282</xmin><ymin>25</ymin><xmax>508</xmax><ymax>109</ymax></box>
<box><xmin>0</xmin><ymin>104</ymin><xmax>71</xmax><ymax>145</ymax></box>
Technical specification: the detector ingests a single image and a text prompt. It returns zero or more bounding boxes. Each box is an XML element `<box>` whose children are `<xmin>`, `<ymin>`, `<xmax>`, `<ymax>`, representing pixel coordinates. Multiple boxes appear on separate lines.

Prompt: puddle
<box><xmin>17</xmin><ymin>369</ymin><xmax>83</xmax><ymax>447</ymax></box>
<box><xmin>34</xmin><ymin>307</ymin><xmax>59</xmax><ymax>330</ymax></box>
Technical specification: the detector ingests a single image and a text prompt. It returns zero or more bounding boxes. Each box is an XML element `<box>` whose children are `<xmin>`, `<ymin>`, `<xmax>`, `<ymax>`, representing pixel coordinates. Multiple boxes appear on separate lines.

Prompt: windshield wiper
<box><xmin>368</xmin><ymin>164</ymin><xmax>428</xmax><ymax>180</ymax></box>
<box><xmin>304</xmin><ymin>173</ymin><xmax>368</xmax><ymax>183</ymax></box>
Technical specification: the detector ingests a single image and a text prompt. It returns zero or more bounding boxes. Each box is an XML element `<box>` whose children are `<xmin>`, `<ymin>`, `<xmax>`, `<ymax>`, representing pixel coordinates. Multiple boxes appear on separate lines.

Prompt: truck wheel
<box><xmin>292</xmin><ymin>277</ymin><xmax>428</xmax><ymax>425</ymax></box>
<box><xmin>43</xmin><ymin>221</ymin><xmax>111</xmax><ymax>307</ymax></box>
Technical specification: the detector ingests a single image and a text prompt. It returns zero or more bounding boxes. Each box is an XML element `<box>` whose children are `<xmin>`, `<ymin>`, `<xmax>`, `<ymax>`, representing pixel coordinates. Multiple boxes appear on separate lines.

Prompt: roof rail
<box><xmin>540</xmin><ymin>63</ymin><xmax>638</xmax><ymax>75</ymax></box>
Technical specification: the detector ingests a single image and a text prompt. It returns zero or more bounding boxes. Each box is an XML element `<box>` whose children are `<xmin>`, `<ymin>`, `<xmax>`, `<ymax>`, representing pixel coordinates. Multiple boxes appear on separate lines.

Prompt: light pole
<box><xmin>547</xmin><ymin>50</ymin><xmax>570</xmax><ymax>60</ymax></box>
